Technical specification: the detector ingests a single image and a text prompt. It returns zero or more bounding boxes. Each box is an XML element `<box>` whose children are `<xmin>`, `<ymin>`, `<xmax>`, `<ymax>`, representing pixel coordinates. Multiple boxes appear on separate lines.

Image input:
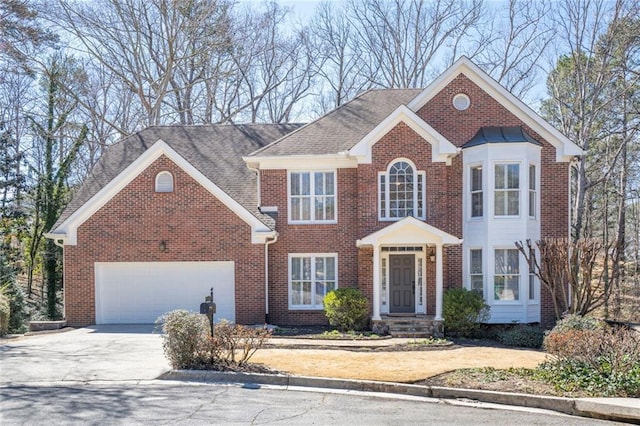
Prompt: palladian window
<box><xmin>379</xmin><ymin>160</ymin><xmax>425</xmax><ymax>220</ymax></box>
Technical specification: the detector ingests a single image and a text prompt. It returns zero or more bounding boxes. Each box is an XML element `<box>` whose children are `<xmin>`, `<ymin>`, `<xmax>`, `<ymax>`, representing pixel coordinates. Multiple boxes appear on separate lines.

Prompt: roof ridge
<box><xmin>248</xmin><ymin>88</ymin><xmax>422</xmax><ymax>157</ymax></box>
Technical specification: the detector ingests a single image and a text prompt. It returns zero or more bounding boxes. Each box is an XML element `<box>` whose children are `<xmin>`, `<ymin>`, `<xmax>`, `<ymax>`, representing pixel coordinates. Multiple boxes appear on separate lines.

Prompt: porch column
<box><xmin>435</xmin><ymin>244</ymin><xmax>444</xmax><ymax>321</ymax></box>
<box><xmin>372</xmin><ymin>243</ymin><xmax>381</xmax><ymax>320</ymax></box>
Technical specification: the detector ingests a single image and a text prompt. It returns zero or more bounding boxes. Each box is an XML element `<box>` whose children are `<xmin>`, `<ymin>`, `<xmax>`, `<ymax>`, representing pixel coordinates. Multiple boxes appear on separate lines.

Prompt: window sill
<box><xmin>288</xmin><ymin>220</ymin><xmax>338</xmax><ymax>225</ymax></box>
<box><xmin>288</xmin><ymin>307</ymin><xmax>325</xmax><ymax>311</ymax></box>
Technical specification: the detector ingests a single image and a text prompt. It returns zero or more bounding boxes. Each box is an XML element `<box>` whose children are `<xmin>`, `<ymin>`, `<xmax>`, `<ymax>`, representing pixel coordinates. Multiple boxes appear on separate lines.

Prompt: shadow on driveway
<box><xmin>85</xmin><ymin>324</ymin><xmax>161</xmax><ymax>334</ymax></box>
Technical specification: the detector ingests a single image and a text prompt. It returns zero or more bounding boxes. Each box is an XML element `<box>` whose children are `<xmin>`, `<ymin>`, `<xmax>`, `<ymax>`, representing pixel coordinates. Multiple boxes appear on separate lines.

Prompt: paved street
<box><xmin>0</xmin><ymin>381</ymin><xmax>614</xmax><ymax>425</ymax></box>
<box><xmin>0</xmin><ymin>326</ymin><xmax>626</xmax><ymax>424</ymax></box>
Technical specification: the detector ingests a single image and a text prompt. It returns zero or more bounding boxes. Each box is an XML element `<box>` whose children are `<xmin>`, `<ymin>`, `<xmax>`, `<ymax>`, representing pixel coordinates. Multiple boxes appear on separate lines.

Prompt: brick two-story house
<box><xmin>47</xmin><ymin>57</ymin><xmax>581</xmax><ymax>332</ymax></box>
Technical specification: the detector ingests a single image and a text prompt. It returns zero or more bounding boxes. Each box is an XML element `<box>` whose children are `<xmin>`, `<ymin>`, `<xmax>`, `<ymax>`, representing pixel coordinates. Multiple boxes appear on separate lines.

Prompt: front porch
<box><xmin>372</xmin><ymin>314</ymin><xmax>443</xmax><ymax>338</ymax></box>
<box><xmin>357</xmin><ymin>217</ymin><xmax>463</xmax><ymax>337</ymax></box>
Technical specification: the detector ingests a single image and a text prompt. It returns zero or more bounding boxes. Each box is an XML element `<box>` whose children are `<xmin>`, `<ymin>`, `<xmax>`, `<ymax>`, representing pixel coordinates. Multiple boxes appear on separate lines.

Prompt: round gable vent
<box><xmin>453</xmin><ymin>93</ymin><xmax>470</xmax><ymax>111</ymax></box>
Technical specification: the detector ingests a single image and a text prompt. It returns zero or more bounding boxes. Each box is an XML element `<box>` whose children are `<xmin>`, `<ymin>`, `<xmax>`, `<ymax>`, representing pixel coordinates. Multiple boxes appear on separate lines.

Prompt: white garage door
<box><xmin>95</xmin><ymin>262</ymin><xmax>235</xmax><ymax>324</ymax></box>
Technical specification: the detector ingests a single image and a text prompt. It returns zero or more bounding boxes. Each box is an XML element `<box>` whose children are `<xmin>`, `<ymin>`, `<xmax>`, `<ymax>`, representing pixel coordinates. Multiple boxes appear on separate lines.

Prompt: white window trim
<box><xmin>155</xmin><ymin>171</ymin><xmax>174</xmax><ymax>193</ymax></box>
<box><xmin>493</xmin><ymin>161</ymin><xmax>521</xmax><ymax>218</ymax></box>
<box><xmin>528</xmin><ymin>248</ymin><xmax>538</xmax><ymax>303</ymax></box>
<box><xmin>469</xmin><ymin>163</ymin><xmax>484</xmax><ymax>220</ymax></box>
<box><xmin>287</xmin><ymin>170</ymin><xmax>338</xmax><ymax>224</ymax></box>
<box><xmin>528</xmin><ymin>163</ymin><xmax>538</xmax><ymax>219</ymax></box>
<box><xmin>468</xmin><ymin>248</ymin><xmax>484</xmax><ymax>298</ymax></box>
<box><xmin>288</xmin><ymin>253</ymin><xmax>338</xmax><ymax>310</ymax></box>
<box><xmin>493</xmin><ymin>247</ymin><xmax>521</xmax><ymax>303</ymax></box>
<box><xmin>378</xmin><ymin>158</ymin><xmax>426</xmax><ymax>221</ymax></box>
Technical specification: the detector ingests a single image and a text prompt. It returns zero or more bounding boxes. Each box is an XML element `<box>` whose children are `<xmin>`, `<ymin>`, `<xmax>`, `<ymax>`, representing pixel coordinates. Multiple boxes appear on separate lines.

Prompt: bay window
<box><xmin>494</xmin><ymin>249</ymin><xmax>520</xmax><ymax>300</ymax></box>
<box><xmin>494</xmin><ymin>163</ymin><xmax>519</xmax><ymax>216</ymax></box>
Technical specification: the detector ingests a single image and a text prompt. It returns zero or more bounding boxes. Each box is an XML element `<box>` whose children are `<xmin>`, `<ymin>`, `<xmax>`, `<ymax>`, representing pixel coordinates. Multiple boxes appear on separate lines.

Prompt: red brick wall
<box><xmin>261</xmin><ymin>168</ymin><xmax>360</xmax><ymax>325</ymax></box>
<box><xmin>417</xmin><ymin>74</ymin><xmax>569</xmax><ymax>326</ymax></box>
<box><xmin>63</xmin><ymin>155</ymin><xmax>266</xmax><ymax>327</ymax></box>
<box><xmin>258</xmin><ymin>75</ymin><xmax>569</xmax><ymax>327</ymax></box>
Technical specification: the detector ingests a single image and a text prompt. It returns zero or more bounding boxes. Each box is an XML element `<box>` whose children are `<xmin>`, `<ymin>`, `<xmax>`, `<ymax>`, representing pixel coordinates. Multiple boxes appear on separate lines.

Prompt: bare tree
<box><xmin>347</xmin><ymin>0</ymin><xmax>484</xmax><ymax>88</ymax></box>
<box><xmin>47</xmin><ymin>0</ymin><xmax>232</xmax><ymax>127</ymax></box>
<box><xmin>308</xmin><ymin>1</ymin><xmax>370</xmax><ymax>113</ymax></box>
<box><xmin>476</xmin><ymin>0</ymin><xmax>556</xmax><ymax>99</ymax></box>
<box><xmin>516</xmin><ymin>238</ymin><xmax>611</xmax><ymax>319</ymax></box>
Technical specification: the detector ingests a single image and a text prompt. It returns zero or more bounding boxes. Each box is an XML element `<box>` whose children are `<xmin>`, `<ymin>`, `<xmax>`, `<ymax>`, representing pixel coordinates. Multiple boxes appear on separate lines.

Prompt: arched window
<box><xmin>155</xmin><ymin>171</ymin><xmax>174</xmax><ymax>193</ymax></box>
<box><xmin>378</xmin><ymin>159</ymin><xmax>425</xmax><ymax>220</ymax></box>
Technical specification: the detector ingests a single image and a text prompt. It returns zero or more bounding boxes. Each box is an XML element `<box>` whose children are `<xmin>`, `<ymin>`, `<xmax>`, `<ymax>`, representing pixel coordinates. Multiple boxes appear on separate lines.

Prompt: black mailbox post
<box><xmin>200</xmin><ymin>287</ymin><xmax>216</xmax><ymax>337</ymax></box>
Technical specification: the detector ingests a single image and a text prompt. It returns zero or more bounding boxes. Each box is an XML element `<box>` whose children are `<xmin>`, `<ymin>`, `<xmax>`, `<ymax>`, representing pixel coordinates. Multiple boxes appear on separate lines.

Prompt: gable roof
<box><xmin>50</xmin><ymin>124</ymin><xmax>300</xmax><ymax>243</ymax></box>
<box><xmin>249</xmin><ymin>89</ymin><xmax>422</xmax><ymax>157</ymax></box>
<box><xmin>349</xmin><ymin>105</ymin><xmax>458</xmax><ymax>164</ymax></box>
<box><xmin>356</xmin><ymin>216</ymin><xmax>463</xmax><ymax>247</ymax></box>
<box><xmin>408</xmin><ymin>56</ymin><xmax>582</xmax><ymax>161</ymax></box>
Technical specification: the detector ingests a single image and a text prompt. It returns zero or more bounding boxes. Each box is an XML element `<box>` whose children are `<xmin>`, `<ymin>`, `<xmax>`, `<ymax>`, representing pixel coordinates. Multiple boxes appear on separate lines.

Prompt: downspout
<box><xmin>264</xmin><ymin>234</ymin><xmax>278</xmax><ymax>324</ymax></box>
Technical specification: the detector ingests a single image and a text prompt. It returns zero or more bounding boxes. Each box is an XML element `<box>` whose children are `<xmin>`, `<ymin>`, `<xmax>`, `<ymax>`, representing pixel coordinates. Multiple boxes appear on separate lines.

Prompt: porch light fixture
<box><xmin>428</xmin><ymin>247</ymin><xmax>436</xmax><ymax>262</ymax></box>
<box><xmin>159</xmin><ymin>240</ymin><xmax>167</xmax><ymax>252</ymax></box>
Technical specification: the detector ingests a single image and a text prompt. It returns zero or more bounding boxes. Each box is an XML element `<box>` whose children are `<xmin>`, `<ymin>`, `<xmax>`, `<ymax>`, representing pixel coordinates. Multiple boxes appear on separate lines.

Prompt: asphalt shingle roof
<box><xmin>250</xmin><ymin>89</ymin><xmax>422</xmax><ymax>157</ymax></box>
<box><xmin>54</xmin><ymin>124</ymin><xmax>301</xmax><ymax>231</ymax></box>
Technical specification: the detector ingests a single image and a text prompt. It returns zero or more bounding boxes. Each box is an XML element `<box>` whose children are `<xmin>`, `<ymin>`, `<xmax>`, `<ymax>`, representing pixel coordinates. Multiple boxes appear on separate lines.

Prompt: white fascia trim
<box><xmin>53</xmin><ymin>140</ymin><xmax>271</xmax><ymax>245</ymax></box>
<box><xmin>356</xmin><ymin>216</ymin><xmax>463</xmax><ymax>247</ymax></box>
<box><xmin>407</xmin><ymin>56</ymin><xmax>583</xmax><ymax>163</ymax></box>
<box><xmin>349</xmin><ymin>105</ymin><xmax>458</xmax><ymax>164</ymax></box>
<box><xmin>243</xmin><ymin>154</ymin><xmax>357</xmax><ymax>170</ymax></box>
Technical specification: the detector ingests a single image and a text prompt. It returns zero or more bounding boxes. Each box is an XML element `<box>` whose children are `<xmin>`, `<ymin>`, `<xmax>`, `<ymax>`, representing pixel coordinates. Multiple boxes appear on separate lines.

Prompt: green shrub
<box><xmin>323</xmin><ymin>288</ymin><xmax>369</xmax><ymax>332</ymax></box>
<box><xmin>443</xmin><ymin>288</ymin><xmax>490</xmax><ymax>337</ymax></box>
<box><xmin>3</xmin><ymin>280</ymin><xmax>27</xmax><ymax>333</ymax></box>
<box><xmin>157</xmin><ymin>310</ymin><xmax>270</xmax><ymax>369</ymax></box>
<box><xmin>497</xmin><ymin>324</ymin><xmax>544</xmax><ymax>348</ymax></box>
<box><xmin>0</xmin><ymin>289</ymin><xmax>9</xmax><ymax>336</ymax></box>
<box><xmin>540</xmin><ymin>316</ymin><xmax>640</xmax><ymax>397</ymax></box>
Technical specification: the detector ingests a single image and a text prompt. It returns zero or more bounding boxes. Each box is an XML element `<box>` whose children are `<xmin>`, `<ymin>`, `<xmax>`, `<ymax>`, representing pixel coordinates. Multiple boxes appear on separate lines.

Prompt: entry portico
<box><xmin>356</xmin><ymin>217</ymin><xmax>462</xmax><ymax>321</ymax></box>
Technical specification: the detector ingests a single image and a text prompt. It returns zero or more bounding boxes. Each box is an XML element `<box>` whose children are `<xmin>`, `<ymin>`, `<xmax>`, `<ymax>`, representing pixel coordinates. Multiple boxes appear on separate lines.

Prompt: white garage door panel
<box><xmin>95</xmin><ymin>262</ymin><xmax>235</xmax><ymax>324</ymax></box>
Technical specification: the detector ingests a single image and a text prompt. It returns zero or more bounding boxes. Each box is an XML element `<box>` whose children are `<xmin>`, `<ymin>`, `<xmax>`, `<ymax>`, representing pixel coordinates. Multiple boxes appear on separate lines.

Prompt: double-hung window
<box><xmin>470</xmin><ymin>249</ymin><xmax>483</xmax><ymax>295</ymax></box>
<box><xmin>289</xmin><ymin>171</ymin><xmax>336</xmax><ymax>223</ymax></box>
<box><xmin>494</xmin><ymin>249</ymin><xmax>520</xmax><ymax>301</ymax></box>
<box><xmin>528</xmin><ymin>248</ymin><xmax>536</xmax><ymax>300</ymax></box>
<box><xmin>494</xmin><ymin>163</ymin><xmax>519</xmax><ymax>216</ymax></box>
<box><xmin>470</xmin><ymin>166</ymin><xmax>483</xmax><ymax>217</ymax></box>
<box><xmin>289</xmin><ymin>254</ymin><xmax>337</xmax><ymax>309</ymax></box>
<box><xmin>379</xmin><ymin>160</ymin><xmax>425</xmax><ymax>220</ymax></box>
<box><xmin>529</xmin><ymin>165</ymin><xmax>536</xmax><ymax>218</ymax></box>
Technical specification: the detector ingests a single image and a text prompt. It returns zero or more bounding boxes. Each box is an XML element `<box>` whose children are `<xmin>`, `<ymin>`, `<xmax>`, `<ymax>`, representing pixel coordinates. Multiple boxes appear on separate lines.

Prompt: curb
<box><xmin>160</xmin><ymin>370</ymin><xmax>640</xmax><ymax>424</ymax></box>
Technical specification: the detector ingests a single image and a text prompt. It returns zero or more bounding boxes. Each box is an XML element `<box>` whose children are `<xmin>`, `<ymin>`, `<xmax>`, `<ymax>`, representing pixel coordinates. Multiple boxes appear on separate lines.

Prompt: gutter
<box><xmin>44</xmin><ymin>232</ymin><xmax>66</xmax><ymax>248</ymax></box>
<box><xmin>264</xmin><ymin>233</ymin><xmax>278</xmax><ymax>324</ymax></box>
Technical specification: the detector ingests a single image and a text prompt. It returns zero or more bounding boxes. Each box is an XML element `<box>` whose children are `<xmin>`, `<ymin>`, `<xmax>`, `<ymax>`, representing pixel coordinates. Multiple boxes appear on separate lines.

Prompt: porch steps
<box><xmin>381</xmin><ymin>316</ymin><xmax>440</xmax><ymax>338</ymax></box>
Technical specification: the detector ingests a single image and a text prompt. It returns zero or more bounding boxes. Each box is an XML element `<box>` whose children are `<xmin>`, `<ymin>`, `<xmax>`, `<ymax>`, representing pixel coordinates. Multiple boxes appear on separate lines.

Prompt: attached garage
<box><xmin>94</xmin><ymin>261</ymin><xmax>235</xmax><ymax>324</ymax></box>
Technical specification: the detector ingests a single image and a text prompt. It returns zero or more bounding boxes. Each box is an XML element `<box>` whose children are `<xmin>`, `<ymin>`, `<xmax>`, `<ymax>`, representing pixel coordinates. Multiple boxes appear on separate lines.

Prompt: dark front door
<box><xmin>390</xmin><ymin>254</ymin><xmax>415</xmax><ymax>313</ymax></box>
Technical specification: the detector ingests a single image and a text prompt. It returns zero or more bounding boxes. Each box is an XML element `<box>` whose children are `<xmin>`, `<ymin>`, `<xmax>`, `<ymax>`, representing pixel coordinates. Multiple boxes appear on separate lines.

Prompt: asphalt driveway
<box><xmin>0</xmin><ymin>325</ymin><xmax>170</xmax><ymax>384</ymax></box>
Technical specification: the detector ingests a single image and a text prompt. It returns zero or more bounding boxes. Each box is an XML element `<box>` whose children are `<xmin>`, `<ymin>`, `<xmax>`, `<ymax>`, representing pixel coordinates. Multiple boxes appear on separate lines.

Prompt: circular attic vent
<box><xmin>452</xmin><ymin>93</ymin><xmax>470</xmax><ymax>111</ymax></box>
